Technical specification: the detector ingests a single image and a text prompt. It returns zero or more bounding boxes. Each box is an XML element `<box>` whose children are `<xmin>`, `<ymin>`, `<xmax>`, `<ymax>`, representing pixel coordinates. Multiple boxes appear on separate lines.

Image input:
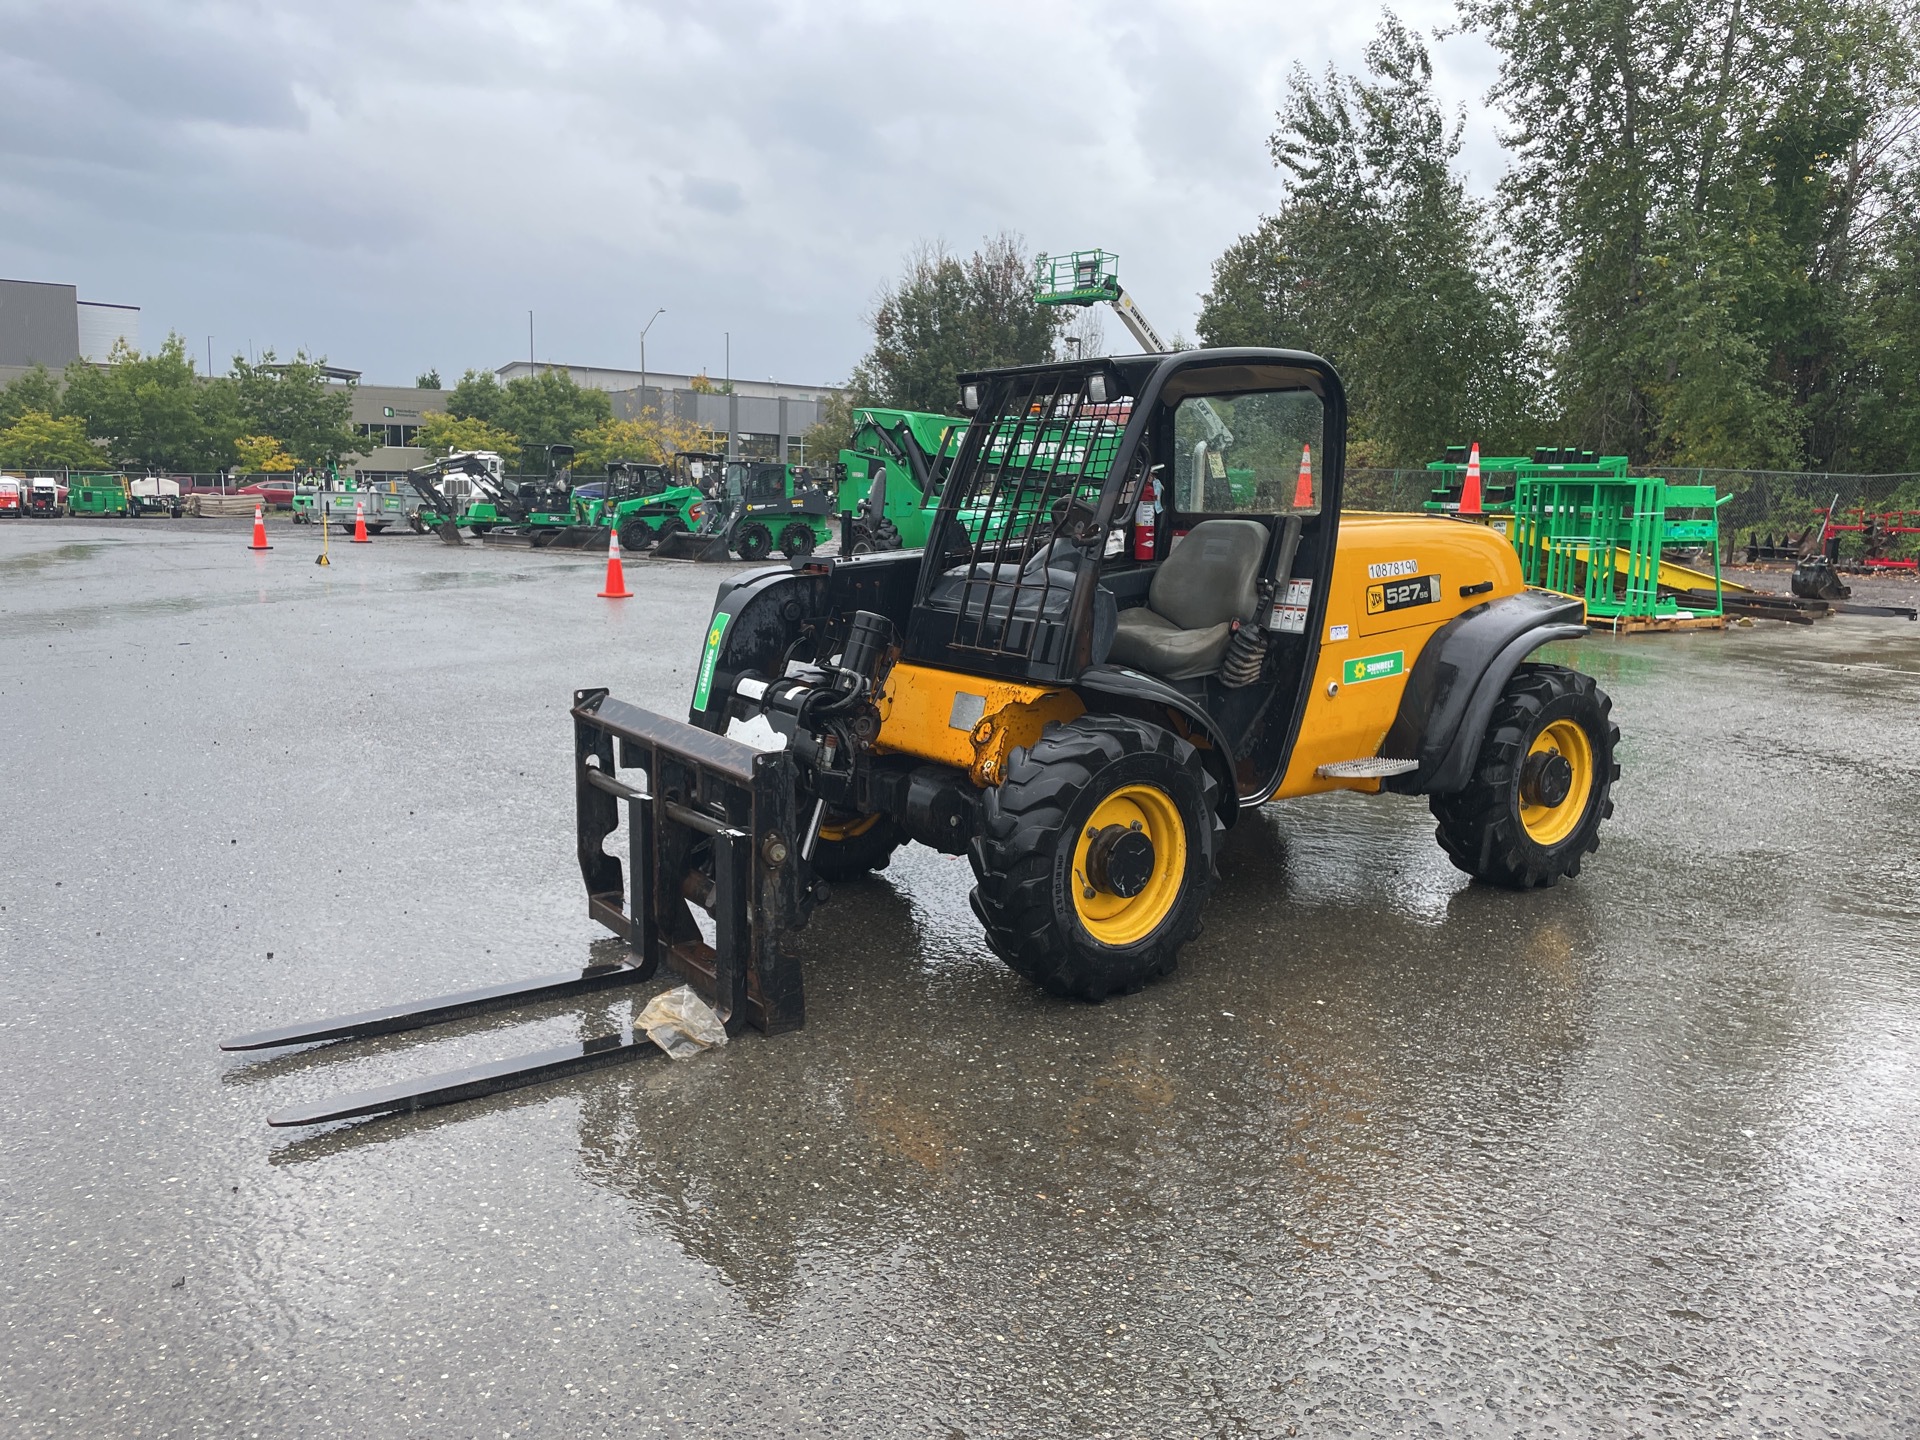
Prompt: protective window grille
<box><xmin>932</xmin><ymin>371</ymin><xmax>1127</xmax><ymax>659</ymax></box>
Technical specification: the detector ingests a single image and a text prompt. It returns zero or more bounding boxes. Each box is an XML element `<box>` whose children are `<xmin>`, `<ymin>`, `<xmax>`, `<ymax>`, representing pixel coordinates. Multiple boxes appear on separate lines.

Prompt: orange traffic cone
<box><xmin>1458</xmin><ymin>443</ymin><xmax>1484</xmax><ymax>517</ymax></box>
<box><xmin>1292</xmin><ymin>444</ymin><xmax>1315</xmax><ymax>508</ymax></box>
<box><xmin>598</xmin><ymin>526</ymin><xmax>631</xmax><ymax>599</ymax></box>
<box><xmin>248</xmin><ymin>503</ymin><xmax>272</xmax><ymax>550</ymax></box>
<box><xmin>351</xmin><ymin>497</ymin><xmax>370</xmax><ymax>543</ymax></box>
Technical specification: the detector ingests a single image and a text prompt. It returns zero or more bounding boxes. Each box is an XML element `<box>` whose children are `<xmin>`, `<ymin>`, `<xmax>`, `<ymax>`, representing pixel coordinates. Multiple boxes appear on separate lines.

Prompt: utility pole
<box><xmin>640</xmin><ymin>307</ymin><xmax>664</xmax><ymax>400</ymax></box>
<box><xmin>725</xmin><ymin>331</ymin><xmax>735</xmax><ymax>460</ymax></box>
<box><xmin>206</xmin><ymin>336</ymin><xmax>213</xmax><ymax>376</ymax></box>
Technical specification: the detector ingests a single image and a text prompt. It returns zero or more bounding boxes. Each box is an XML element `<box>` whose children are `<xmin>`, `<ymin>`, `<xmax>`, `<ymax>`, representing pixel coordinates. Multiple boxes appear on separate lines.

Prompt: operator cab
<box><xmin>908</xmin><ymin>350</ymin><xmax>1339</xmax><ymax>800</ymax></box>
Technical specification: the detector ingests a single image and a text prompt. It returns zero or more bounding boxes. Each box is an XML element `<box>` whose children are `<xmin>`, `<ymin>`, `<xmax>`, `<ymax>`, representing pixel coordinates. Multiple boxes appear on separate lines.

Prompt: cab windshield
<box><xmin>1168</xmin><ymin>388</ymin><xmax>1324</xmax><ymax>518</ymax></box>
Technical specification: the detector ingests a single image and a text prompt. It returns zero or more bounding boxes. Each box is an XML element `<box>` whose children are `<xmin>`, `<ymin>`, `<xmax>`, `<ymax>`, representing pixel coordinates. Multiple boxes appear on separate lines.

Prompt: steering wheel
<box><xmin>1046</xmin><ymin>496</ymin><xmax>1101</xmax><ymax>544</ymax></box>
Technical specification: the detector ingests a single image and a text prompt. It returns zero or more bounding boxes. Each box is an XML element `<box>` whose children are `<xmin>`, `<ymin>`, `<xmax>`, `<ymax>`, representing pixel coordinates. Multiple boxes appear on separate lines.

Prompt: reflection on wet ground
<box><xmin>3</xmin><ymin>523</ymin><xmax>1917</xmax><ymax>1436</ymax></box>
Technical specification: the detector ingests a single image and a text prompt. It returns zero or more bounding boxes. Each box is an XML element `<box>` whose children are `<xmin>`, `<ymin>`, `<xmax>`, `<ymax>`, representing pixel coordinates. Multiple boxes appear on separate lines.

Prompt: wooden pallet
<box><xmin>1589</xmin><ymin>611</ymin><xmax>1728</xmax><ymax>634</ymax></box>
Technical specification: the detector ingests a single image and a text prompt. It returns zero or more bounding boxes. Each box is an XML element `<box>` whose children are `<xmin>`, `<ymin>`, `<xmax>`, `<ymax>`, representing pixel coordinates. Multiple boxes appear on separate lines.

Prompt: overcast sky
<box><xmin>0</xmin><ymin>0</ymin><xmax>1504</xmax><ymax>388</ymax></box>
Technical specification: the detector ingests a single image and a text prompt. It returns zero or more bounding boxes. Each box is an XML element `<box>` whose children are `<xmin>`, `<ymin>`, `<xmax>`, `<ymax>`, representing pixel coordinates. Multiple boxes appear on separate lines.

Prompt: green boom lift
<box><xmin>837</xmin><ymin>407</ymin><xmax>969</xmax><ymax>552</ymax></box>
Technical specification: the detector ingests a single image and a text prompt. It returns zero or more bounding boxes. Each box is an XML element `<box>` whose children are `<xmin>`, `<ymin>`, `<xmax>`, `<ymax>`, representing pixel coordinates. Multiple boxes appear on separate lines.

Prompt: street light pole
<box><xmin>640</xmin><ymin>307</ymin><xmax>665</xmax><ymax>400</ymax></box>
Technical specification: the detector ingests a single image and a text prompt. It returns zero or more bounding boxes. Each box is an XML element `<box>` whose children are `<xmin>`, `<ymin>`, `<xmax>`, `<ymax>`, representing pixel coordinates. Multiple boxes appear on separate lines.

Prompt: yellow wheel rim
<box><xmin>1071</xmin><ymin>783</ymin><xmax>1188</xmax><ymax>946</ymax></box>
<box><xmin>1519</xmin><ymin>718</ymin><xmax>1595</xmax><ymax>847</ymax></box>
<box><xmin>817</xmin><ymin>812</ymin><xmax>881</xmax><ymax>844</ymax></box>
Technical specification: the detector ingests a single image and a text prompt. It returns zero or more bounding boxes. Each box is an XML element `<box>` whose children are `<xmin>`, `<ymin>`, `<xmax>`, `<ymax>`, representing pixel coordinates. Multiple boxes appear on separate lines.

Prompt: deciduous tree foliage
<box><xmin>441</xmin><ymin>367</ymin><xmax>613</xmax><ymax>467</ymax></box>
<box><xmin>416</xmin><ymin>412</ymin><xmax>522</xmax><ymax>466</ymax></box>
<box><xmin>59</xmin><ymin>336</ymin><xmax>232</xmax><ymax>472</ymax></box>
<box><xmin>799</xmin><ymin>387</ymin><xmax>856</xmax><ymax>469</ymax></box>
<box><xmin>853</xmin><ymin>234</ymin><xmax>1062</xmax><ymax>413</ymax></box>
<box><xmin>0</xmin><ymin>410</ymin><xmax>97</xmax><ymax>468</ymax></box>
<box><xmin>228</xmin><ymin>352</ymin><xmax>359</xmax><ymax>467</ymax></box>
<box><xmin>1199</xmin><ymin>2</ymin><xmax>1918</xmax><ymax>470</ymax></box>
<box><xmin>1459</xmin><ymin>0</ymin><xmax>1919</xmax><ymax>468</ymax></box>
<box><xmin>1198</xmin><ymin>16</ymin><xmax>1542</xmax><ymax>465</ymax></box>
<box><xmin>572</xmin><ymin>411</ymin><xmax>709</xmax><ymax>472</ymax></box>
<box><xmin>0</xmin><ymin>365</ymin><xmax>62</xmax><ymax>429</ymax></box>
<box><xmin>446</xmin><ymin>369</ymin><xmax>505</xmax><ymax>424</ymax></box>
<box><xmin>233</xmin><ymin>435</ymin><xmax>296</xmax><ymax>472</ymax></box>
<box><xmin>498</xmin><ymin>369</ymin><xmax>613</xmax><ymax>452</ymax></box>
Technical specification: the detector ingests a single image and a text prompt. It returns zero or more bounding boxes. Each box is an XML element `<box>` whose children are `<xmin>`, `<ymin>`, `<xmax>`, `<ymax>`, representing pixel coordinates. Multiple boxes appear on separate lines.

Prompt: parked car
<box><xmin>238</xmin><ymin>478</ymin><xmax>299</xmax><ymax>508</ymax></box>
<box><xmin>0</xmin><ymin>477</ymin><xmax>21</xmax><ymax>517</ymax></box>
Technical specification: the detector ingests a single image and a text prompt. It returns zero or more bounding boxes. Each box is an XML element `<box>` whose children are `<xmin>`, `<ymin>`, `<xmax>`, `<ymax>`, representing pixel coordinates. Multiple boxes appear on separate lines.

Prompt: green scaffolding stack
<box><xmin>1510</xmin><ymin>472</ymin><xmax>1725</xmax><ymax>626</ymax></box>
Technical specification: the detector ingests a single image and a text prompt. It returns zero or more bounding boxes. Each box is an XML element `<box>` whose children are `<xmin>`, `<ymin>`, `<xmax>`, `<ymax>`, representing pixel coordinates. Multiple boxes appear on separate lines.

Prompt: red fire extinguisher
<box><xmin>1133</xmin><ymin>476</ymin><xmax>1157</xmax><ymax>560</ymax></box>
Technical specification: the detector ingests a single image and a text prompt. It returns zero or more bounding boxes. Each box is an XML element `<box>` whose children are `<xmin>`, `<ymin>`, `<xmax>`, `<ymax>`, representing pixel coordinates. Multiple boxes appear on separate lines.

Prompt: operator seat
<box><xmin>1106</xmin><ymin>519</ymin><xmax>1268</xmax><ymax>681</ymax></box>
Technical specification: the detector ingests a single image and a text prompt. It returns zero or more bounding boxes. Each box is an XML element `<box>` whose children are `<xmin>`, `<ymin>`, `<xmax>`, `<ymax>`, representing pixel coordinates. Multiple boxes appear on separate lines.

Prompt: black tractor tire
<box><xmin>734</xmin><ymin>523</ymin><xmax>773</xmax><ymax>562</ymax></box>
<box><xmin>468</xmin><ymin>523</ymin><xmax>492</xmax><ymax>537</ymax></box>
<box><xmin>969</xmin><ymin>715</ymin><xmax>1220</xmax><ymax>1001</ymax></box>
<box><xmin>810</xmin><ymin>813</ymin><xmax>904</xmax><ymax>882</ymax></box>
<box><xmin>870</xmin><ymin>519</ymin><xmax>902</xmax><ymax>551</ymax></box>
<box><xmin>778</xmin><ymin>523</ymin><xmax>816</xmax><ymax>559</ymax></box>
<box><xmin>1430</xmin><ymin>663</ymin><xmax>1620</xmax><ymax>889</ymax></box>
<box><xmin>619</xmin><ymin>518</ymin><xmax>655</xmax><ymax>553</ymax></box>
<box><xmin>657</xmin><ymin>516</ymin><xmax>688</xmax><ymax>539</ymax></box>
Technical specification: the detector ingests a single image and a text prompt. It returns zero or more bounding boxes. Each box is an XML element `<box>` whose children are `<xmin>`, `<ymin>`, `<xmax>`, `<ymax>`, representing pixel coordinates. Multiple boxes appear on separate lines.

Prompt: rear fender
<box><xmin>1380</xmin><ymin>590</ymin><xmax>1588</xmax><ymax>795</ymax></box>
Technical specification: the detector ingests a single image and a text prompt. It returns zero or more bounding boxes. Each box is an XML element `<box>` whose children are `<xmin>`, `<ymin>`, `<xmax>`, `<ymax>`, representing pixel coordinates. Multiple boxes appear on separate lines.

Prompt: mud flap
<box><xmin>573</xmin><ymin>688</ymin><xmax>806</xmax><ymax>1034</ymax></box>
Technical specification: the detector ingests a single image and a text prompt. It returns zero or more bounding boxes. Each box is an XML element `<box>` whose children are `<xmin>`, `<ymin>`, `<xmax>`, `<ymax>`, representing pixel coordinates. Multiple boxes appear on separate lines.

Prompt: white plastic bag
<box><xmin>635</xmin><ymin>985</ymin><xmax>729</xmax><ymax>1060</ymax></box>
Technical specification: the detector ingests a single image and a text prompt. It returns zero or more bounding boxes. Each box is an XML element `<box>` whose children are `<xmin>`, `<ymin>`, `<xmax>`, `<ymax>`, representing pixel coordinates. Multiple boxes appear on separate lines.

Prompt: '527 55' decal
<box><xmin>1365</xmin><ymin>573</ymin><xmax>1440</xmax><ymax>616</ymax></box>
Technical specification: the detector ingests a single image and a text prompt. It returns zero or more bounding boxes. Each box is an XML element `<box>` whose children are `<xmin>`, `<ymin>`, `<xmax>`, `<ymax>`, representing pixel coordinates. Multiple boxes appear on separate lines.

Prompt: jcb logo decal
<box><xmin>1366</xmin><ymin>574</ymin><xmax>1440</xmax><ymax>616</ymax></box>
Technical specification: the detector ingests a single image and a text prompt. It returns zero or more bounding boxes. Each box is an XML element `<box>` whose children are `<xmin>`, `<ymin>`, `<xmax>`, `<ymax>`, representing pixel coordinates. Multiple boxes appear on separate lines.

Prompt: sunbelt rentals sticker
<box><xmin>692</xmin><ymin>611</ymin><xmax>733</xmax><ymax>711</ymax></box>
<box><xmin>1342</xmin><ymin>650</ymin><xmax>1404</xmax><ymax>684</ymax></box>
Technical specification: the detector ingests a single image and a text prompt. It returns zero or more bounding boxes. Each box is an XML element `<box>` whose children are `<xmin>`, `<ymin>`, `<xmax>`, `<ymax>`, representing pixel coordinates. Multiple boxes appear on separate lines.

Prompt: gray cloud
<box><xmin>0</xmin><ymin>0</ymin><xmax>1492</xmax><ymax>385</ymax></box>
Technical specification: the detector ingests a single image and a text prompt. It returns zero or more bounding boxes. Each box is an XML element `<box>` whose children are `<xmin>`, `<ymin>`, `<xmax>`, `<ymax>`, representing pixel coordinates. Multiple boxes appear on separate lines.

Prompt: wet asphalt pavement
<box><xmin>3</xmin><ymin>519</ymin><xmax>1917</xmax><ymax>1438</ymax></box>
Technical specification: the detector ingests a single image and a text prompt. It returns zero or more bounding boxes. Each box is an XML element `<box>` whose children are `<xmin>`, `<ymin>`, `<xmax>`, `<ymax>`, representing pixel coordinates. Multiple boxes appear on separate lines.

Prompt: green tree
<box><xmin>447</xmin><ymin>369</ymin><xmax>505</xmax><ymax>424</ymax></box>
<box><xmin>60</xmin><ymin>335</ymin><xmax>236</xmax><ymax>471</ymax></box>
<box><xmin>228</xmin><ymin>351</ymin><xmax>360</xmax><ymax>467</ymax></box>
<box><xmin>852</xmin><ymin>233</ymin><xmax>1063</xmax><ymax>412</ymax></box>
<box><xmin>572</xmin><ymin>411</ymin><xmax>710</xmax><ymax>472</ymax></box>
<box><xmin>234</xmin><ymin>435</ymin><xmax>297</xmax><ymax>472</ymax></box>
<box><xmin>1853</xmin><ymin>173</ymin><xmax>1920</xmax><ymax>471</ymax></box>
<box><xmin>416</xmin><ymin>369</ymin><xmax>442</xmax><ymax>389</ymax></box>
<box><xmin>0</xmin><ymin>364</ymin><xmax>63</xmax><ymax>429</ymax></box>
<box><xmin>1198</xmin><ymin>15</ymin><xmax>1542</xmax><ymax>465</ymax></box>
<box><xmin>1459</xmin><ymin>0</ymin><xmax>1917</xmax><ymax>467</ymax></box>
<box><xmin>416</xmin><ymin>412</ymin><xmax>522</xmax><ymax>466</ymax></box>
<box><xmin>0</xmin><ymin>410</ymin><xmax>97</xmax><ymax>468</ymax></box>
<box><xmin>798</xmin><ymin>386</ymin><xmax>858</xmax><ymax>468</ymax></box>
<box><xmin>497</xmin><ymin>368</ymin><xmax>613</xmax><ymax>451</ymax></box>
